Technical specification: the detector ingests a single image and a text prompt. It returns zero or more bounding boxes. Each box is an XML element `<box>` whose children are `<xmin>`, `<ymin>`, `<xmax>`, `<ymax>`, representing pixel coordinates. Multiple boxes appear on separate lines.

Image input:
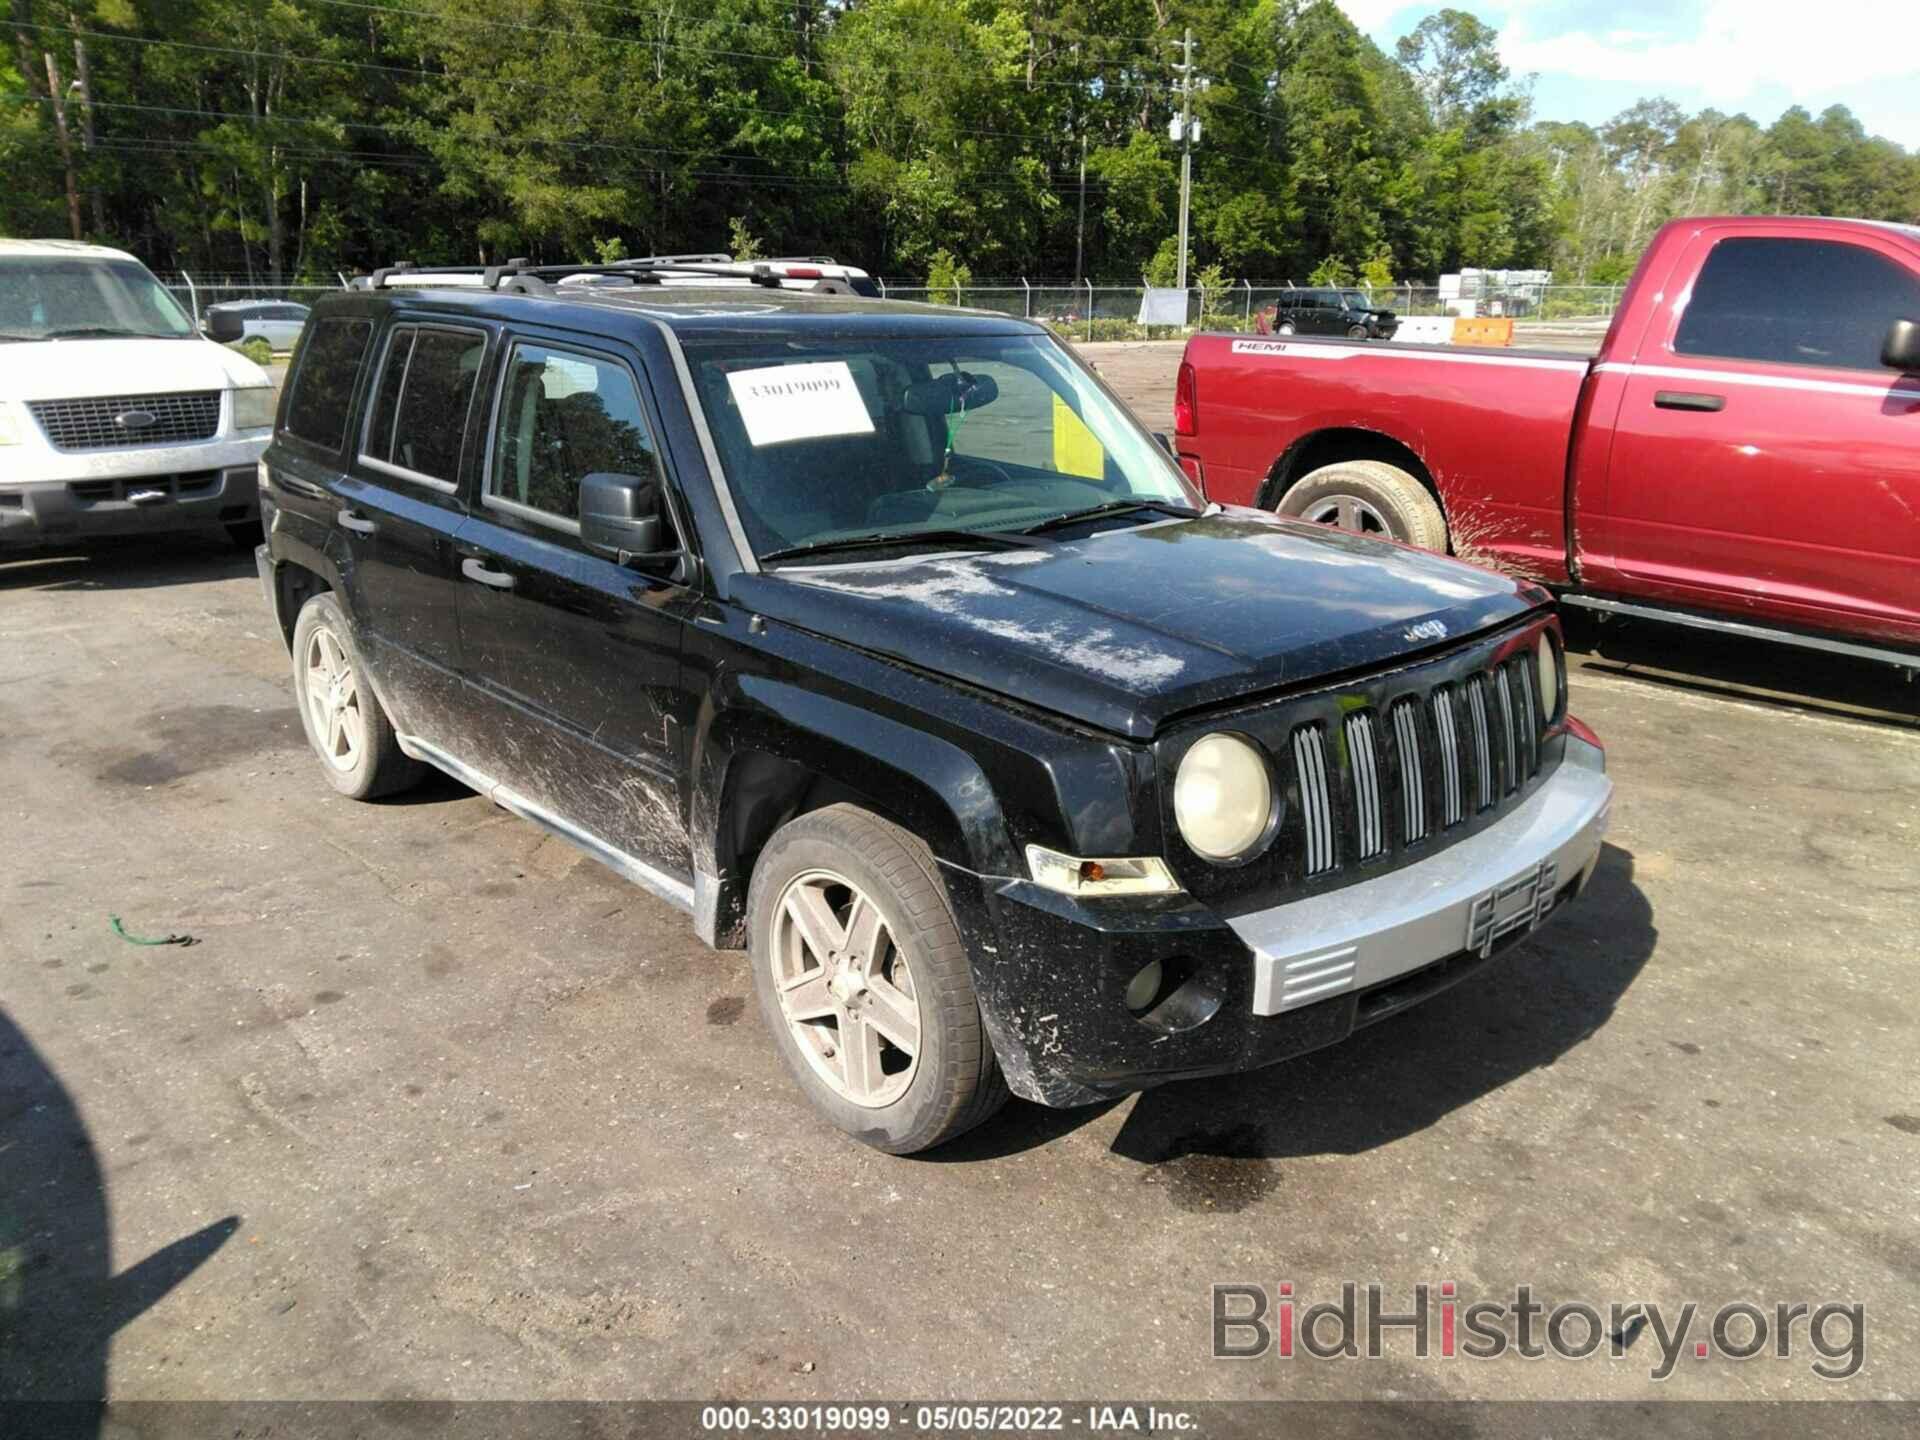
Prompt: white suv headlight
<box><xmin>1174</xmin><ymin>732</ymin><xmax>1275</xmax><ymax>862</ymax></box>
<box><xmin>231</xmin><ymin>385</ymin><xmax>276</xmax><ymax>431</ymax></box>
<box><xmin>0</xmin><ymin>401</ymin><xmax>24</xmax><ymax>446</ymax></box>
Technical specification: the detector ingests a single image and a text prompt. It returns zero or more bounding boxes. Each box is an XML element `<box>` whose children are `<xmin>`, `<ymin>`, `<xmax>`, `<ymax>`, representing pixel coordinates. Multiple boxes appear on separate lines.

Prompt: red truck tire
<box><xmin>1278</xmin><ymin>460</ymin><xmax>1449</xmax><ymax>551</ymax></box>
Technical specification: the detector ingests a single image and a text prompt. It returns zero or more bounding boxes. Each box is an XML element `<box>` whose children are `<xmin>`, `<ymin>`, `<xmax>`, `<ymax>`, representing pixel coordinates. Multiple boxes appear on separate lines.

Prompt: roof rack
<box><xmin>351</xmin><ymin>257</ymin><xmax>788</xmax><ymax>293</ymax></box>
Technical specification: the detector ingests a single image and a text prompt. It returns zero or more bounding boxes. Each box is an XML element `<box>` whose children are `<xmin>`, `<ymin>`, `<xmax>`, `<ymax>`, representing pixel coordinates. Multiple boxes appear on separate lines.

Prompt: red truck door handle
<box><xmin>1653</xmin><ymin>390</ymin><xmax>1726</xmax><ymax>413</ymax></box>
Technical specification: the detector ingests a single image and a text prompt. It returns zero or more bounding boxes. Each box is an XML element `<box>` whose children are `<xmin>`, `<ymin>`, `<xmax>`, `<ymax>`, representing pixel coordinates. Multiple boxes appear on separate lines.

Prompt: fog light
<box><xmin>1124</xmin><ymin>960</ymin><xmax>1164</xmax><ymax>1014</ymax></box>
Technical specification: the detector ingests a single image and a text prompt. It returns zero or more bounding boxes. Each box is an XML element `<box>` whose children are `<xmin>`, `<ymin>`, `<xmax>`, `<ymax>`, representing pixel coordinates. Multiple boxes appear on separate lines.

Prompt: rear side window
<box><xmin>488</xmin><ymin>342</ymin><xmax>659</xmax><ymax>524</ymax></box>
<box><xmin>361</xmin><ymin>324</ymin><xmax>487</xmax><ymax>485</ymax></box>
<box><xmin>283</xmin><ymin>317</ymin><xmax>372</xmax><ymax>451</ymax></box>
<box><xmin>1675</xmin><ymin>237</ymin><xmax>1920</xmax><ymax>372</ymax></box>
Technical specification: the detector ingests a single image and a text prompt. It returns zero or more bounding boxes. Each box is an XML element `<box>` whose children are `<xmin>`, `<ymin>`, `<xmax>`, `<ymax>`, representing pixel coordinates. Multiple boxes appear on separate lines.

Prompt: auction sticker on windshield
<box><xmin>726</xmin><ymin>361</ymin><xmax>876</xmax><ymax>446</ymax></box>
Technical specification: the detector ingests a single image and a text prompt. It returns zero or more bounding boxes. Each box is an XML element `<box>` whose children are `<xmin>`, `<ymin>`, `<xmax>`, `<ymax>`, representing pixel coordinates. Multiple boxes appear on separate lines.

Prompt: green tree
<box><xmin>925</xmin><ymin>246</ymin><xmax>969</xmax><ymax>304</ymax></box>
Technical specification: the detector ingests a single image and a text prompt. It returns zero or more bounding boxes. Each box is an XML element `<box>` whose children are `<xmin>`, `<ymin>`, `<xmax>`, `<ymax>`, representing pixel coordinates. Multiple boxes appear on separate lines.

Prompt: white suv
<box><xmin>0</xmin><ymin>240</ymin><xmax>277</xmax><ymax>552</ymax></box>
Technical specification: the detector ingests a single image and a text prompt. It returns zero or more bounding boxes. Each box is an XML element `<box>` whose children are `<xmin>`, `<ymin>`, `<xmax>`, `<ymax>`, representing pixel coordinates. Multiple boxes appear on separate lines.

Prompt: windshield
<box><xmin>683</xmin><ymin>332</ymin><xmax>1200</xmax><ymax>562</ymax></box>
<box><xmin>0</xmin><ymin>255</ymin><xmax>196</xmax><ymax>341</ymax></box>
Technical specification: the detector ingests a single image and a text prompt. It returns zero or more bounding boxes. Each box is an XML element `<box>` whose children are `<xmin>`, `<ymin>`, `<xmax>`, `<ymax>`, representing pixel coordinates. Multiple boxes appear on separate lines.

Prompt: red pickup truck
<box><xmin>1173</xmin><ymin>215</ymin><xmax>1920</xmax><ymax>669</ymax></box>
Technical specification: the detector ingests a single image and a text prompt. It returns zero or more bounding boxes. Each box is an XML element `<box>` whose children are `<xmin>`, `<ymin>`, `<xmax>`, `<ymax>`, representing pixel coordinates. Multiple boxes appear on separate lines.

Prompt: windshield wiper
<box><xmin>762</xmin><ymin>528</ymin><xmax>1051</xmax><ymax>564</ymax></box>
<box><xmin>1018</xmin><ymin>498</ymin><xmax>1198</xmax><ymax>536</ymax></box>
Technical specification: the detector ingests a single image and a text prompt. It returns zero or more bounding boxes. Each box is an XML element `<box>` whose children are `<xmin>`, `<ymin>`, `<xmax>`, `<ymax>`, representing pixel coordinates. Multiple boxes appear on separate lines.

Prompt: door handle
<box><xmin>337</xmin><ymin>508</ymin><xmax>378</xmax><ymax>535</ymax></box>
<box><xmin>461</xmin><ymin>557</ymin><xmax>516</xmax><ymax>591</ymax></box>
<box><xmin>1653</xmin><ymin>390</ymin><xmax>1726</xmax><ymax>412</ymax></box>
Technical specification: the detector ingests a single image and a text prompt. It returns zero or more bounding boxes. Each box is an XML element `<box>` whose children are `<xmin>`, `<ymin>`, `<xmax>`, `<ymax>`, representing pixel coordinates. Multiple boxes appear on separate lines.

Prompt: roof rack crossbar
<box><xmin>353</xmin><ymin>255</ymin><xmax>822</xmax><ymax>293</ymax></box>
<box><xmin>616</xmin><ymin>253</ymin><xmax>735</xmax><ymax>267</ymax></box>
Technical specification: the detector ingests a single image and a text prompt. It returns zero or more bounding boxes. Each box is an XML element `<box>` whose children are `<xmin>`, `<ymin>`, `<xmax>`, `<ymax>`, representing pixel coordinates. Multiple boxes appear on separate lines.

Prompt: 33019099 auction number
<box><xmin>701</xmin><ymin>1406</ymin><xmax>893</xmax><ymax>1431</ymax></box>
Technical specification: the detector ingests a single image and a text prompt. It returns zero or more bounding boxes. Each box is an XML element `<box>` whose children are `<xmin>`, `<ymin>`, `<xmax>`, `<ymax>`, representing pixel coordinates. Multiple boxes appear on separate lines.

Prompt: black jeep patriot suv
<box><xmin>256</xmin><ymin>259</ymin><xmax>1611</xmax><ymax>1153</ymax></box>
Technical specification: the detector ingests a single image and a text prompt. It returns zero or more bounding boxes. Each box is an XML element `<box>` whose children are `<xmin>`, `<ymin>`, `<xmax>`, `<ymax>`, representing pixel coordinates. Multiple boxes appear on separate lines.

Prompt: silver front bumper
<box><xmin>1233</xmin><ymin>737</ymin><xmax>1612</xmax><ymax>1016</ymax></box>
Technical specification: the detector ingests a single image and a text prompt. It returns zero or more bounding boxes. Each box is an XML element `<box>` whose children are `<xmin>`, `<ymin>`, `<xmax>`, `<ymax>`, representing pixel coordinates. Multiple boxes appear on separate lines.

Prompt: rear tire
<box><xmin>290</xmin><ymin>592</ymin><xmax>424</xmax><ymax>801</ymax></box>
<box><xmin>1277</xmin><ymin>459</ymin><xmax>1449</xmax><ymax>551</ymax></box>
<box><xmin>748</xmin><ymin>804</ymin><xmax>1009</xmax><ymax>1154</ymax></box>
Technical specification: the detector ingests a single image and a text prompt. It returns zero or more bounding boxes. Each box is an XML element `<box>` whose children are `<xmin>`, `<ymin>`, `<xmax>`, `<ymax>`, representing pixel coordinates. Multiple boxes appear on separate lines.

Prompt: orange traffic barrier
<box><xmin>1450</xmin><ymin>317</ymin><xmax>1515</xmax><ymax>347</ymax></box>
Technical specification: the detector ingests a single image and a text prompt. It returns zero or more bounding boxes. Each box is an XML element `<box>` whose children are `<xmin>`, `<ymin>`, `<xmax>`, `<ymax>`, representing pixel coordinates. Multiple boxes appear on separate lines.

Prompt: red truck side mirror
<box><xmin>1883</xmin><ymin>318</ymin><xmax>1920</xmax><ymax>372</ymax></box>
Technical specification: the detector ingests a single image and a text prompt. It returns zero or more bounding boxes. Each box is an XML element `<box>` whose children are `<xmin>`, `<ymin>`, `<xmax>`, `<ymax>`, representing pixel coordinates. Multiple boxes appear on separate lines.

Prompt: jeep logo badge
<box><xmin>114</xmin><ymin>409</ymin><xmax>157</xmax><ymax>430</ymax></box>
<box><xmin>1404</xmin><ymin>619</ymin><xmax>1448</xmax><ymax>643</ymax></box>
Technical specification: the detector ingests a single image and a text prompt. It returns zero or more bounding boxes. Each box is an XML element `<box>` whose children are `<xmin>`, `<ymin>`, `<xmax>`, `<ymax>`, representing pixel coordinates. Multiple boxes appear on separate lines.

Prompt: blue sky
<box><xmin>1336</xmin><ymin>0</ymin><xmax>1920</xmax><ymax>150</ymax></box>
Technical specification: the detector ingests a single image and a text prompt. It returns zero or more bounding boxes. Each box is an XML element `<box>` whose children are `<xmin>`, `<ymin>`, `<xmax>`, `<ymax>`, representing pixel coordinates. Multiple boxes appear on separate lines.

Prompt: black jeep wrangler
<box><xmin>256</xmin><ymin>259</ymin><xmax>1610</xmax><ymax>1153</ymax></box>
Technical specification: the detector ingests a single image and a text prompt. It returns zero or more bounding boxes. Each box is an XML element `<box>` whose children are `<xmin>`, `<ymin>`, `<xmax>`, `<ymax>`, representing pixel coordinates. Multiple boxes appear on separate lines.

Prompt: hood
<box><xmin>0</xmin><ymin>336</ymin><xmax>267</xmax><ymax>402</ymax></box>
<box><xmin>737</xmin><ymin>510</ymin><xmax>1544</xmax><ymax>739</ymax></box>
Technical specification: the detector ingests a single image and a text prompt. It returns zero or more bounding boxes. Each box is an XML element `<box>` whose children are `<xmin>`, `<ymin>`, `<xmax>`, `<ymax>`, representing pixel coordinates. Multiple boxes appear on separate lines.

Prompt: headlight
<box><xmin>0</xmin><ymin>401</ymin><xmax>23</xmax><ymax>446</ymax></box>
<box><xmin>231</xmin><ymin>385</ymin><xmax>276</xmax><ymax>431</ymax></box>
<box><xmin>1535</xmin><ymin>635</ymin><xmax>1562</xmax><ymax>722</ymax></box>
<box><xmin>1174</xmin><ymin>732</ymin><xmax>1274</xmax><ymax>862</ymax></box>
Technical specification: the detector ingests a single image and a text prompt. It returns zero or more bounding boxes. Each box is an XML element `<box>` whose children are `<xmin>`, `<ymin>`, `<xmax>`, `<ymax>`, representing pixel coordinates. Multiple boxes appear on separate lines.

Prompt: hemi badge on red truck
<box><xmin>1230</xmin><ymin>339</ymin><xmax>1356</xmax><ymax>360</ymax></box>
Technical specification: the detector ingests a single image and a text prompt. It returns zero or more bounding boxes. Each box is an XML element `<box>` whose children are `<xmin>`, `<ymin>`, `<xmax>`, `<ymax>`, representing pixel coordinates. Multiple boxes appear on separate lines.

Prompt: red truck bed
<box><xmin>1174</xmin><ymin>215</ymin><xmax>1920</xmax><ymax>665</ymax></box>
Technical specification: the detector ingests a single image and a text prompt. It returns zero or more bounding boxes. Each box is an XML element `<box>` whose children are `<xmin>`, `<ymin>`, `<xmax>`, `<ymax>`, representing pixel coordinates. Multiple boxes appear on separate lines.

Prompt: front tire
<box><xmin>748</xmin><ymin>804</ymin><xmax>1008</xmax><ymax>1154</ymax></box>
<box><xmin>1277</xmin><ymin>459</ymin><xmax>1450</xmax><ymax>551</ymax></box>
<box><xmin>290</xmin><ymin>593</ymin><xmax>424</xmax><ymax>800</ymax></box>
<box><xmin>1276</xmin><ymin>320</ymin><xmax>1296</xmax><ymax>336</ymax></box>
<box><xmin>1347</xmin><ymin>323</ymin><xmax>1369</xmax><ymax>340</ymax></box>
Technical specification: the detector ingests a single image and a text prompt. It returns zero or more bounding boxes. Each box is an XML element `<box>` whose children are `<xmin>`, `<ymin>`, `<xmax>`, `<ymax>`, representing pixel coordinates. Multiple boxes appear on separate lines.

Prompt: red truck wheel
<box><xmin>1278</xmin><ymin>460</ymin><xmax>1449</xmax><ymax>552</ymax></box>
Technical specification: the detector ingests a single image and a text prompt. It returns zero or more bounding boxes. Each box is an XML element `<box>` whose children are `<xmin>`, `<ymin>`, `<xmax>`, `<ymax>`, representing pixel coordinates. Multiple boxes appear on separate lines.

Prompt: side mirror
<box><xmin>205</xmin><ymin>309</ymin><xmax>243</xmax><ymax>343</ymax></box>
<box><xmin>579</xmin><ymin>471</ymin><xmax>672</xmax><ymax>563</ymax></box>
<box><xmin>1883</xmin><ymin>318</ymin><xmax>1920</xmax><ymax>372</ymax></box>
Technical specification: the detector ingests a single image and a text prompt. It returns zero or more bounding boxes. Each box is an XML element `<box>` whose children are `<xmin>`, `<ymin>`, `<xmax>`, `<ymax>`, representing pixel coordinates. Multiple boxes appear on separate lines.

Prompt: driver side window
<box><xmin>488</xmin><ymin>341</ymin><xmax>660</xmax><ymax>527</ymax></box>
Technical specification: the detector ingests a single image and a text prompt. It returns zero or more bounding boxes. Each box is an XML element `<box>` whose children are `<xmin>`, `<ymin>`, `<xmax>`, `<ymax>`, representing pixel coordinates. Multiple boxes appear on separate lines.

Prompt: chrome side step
<box><xmin>396</xmin><ymin>733</ymin><xmax>696</xmax><ymax>912</ymax></box>
<box><xmin>1559</xmin><ymin>593</ymin><xmax>1920</xmax><ymax>673</ymax></box>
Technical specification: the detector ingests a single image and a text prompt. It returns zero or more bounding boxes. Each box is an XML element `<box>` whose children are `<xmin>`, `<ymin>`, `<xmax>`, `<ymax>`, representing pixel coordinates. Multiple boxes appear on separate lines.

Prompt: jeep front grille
<box><xmin>27</xmin><ymin>391</ymin><xmax>222</xmax><ymax>451</ymax></box>
<box><xmin>1283</xmin><ymin>652</ymin><xmax>1548</xmax><ymax>879</ymax></box>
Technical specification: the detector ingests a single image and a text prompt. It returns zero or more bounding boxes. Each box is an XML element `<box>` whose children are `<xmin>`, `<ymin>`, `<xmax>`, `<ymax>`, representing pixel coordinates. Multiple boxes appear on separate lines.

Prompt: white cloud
<box><xmin>1333</xmin><ymin>0</ymin><xmax>1415</xmax><ymax>33</ymax></box>
<box><xmin>1499</xmin><ymin>0</ymin><xmax>1920</xmax><ymax>111</ymax></box>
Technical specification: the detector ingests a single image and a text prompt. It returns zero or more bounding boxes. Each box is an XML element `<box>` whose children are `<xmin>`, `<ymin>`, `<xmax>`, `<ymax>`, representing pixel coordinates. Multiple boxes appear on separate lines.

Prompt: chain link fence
<box><xmin>876</xmin><ymin>281</ymin><xmax>1626</xmax><ymax>338</ymax></box>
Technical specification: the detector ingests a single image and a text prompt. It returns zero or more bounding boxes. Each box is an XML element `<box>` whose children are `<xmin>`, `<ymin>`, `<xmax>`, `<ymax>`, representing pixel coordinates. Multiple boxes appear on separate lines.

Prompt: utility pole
<box><xmin>1169</xmin><ymin>27</ymin><xmax>1198</xmax><ymax>291</ymax></box>
<box><xmin>1075</xmin><ymin>132</ymin><xmax>1087</xmax><ymax>285</ymax></box>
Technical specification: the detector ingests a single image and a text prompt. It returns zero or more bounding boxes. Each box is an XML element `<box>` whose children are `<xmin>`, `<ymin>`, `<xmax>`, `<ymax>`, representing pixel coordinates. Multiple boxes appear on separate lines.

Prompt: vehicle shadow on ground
<box><xmin>953</xmin><ymin>843</ymin><xmax>1654</xmax><ymax>1167</ymax></box>
<box><xmin>1563</xmin><ymin>611</ymin><xmax>1917</xmax><ymax>730</ymax></box>
<box><xmin>0</xmin><ymin>535</ymin><xmax>254</xmax><ymax>593</ymax></box>
<box><xmin>0</xmin><ymin>1011</ymin><xmax>239</xmax><ymax>1429</ymax></box>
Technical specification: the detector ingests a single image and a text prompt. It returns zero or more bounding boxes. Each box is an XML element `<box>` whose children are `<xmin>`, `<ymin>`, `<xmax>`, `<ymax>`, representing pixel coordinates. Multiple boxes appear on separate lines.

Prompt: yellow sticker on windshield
<box><xmin>1051</xmin><ymin>395</ymin><xmax>1104</xmax><ymax>480</ymax></box>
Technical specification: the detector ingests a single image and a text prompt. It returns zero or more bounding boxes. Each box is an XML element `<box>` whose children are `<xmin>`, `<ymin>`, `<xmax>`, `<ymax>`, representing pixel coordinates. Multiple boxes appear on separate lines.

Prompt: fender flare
<box><xmin>687</xmin><ymin>672</ymin><xmax>1021</xmax><ymax>948</ymax></box>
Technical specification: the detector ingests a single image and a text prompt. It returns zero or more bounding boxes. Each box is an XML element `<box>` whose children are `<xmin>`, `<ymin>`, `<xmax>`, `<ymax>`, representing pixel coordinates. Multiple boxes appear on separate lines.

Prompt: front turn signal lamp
<box><xmin>0</xmin><ymin>401</ymin><xmax>24</xmax><ymax>445</ymax></box>
<box><xmin>1026</xmin><ymin>845</ymin><xmax>1180</xmax><ymax>898</ymax></box>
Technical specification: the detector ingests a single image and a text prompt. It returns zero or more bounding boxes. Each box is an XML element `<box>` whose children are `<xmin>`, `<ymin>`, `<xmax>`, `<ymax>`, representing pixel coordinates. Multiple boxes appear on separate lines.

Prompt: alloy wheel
<box><xmin>303</xmin><ymin>626</ymin><xmax>366</xmax><ymax>772</ymax></box>
<box><xmin>768</xmin><ymin>869</ymin><xmax>922</xmax><ymax>1107</ymax></box>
